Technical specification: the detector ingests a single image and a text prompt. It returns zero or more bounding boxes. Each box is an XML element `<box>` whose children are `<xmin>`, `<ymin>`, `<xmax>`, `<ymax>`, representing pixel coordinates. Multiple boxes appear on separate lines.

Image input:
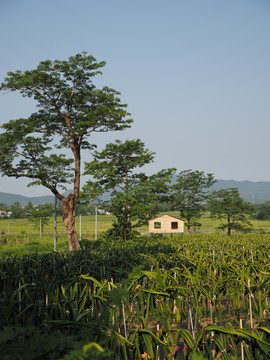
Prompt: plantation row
<box><xmin>1</xmin><ymin>234</ymin><xmax>270</xmax><ymax>359</ymax></box>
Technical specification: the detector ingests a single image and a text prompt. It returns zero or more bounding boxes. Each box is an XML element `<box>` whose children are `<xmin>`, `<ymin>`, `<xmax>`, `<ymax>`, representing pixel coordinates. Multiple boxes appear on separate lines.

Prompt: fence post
<box><xmin>95</xmin><ymin>206</ymin><xmax>98</xmax><ymax>240</ymax></box>
<box><xmin>54</xmin><ymin>196</ymin><xmax>57</xmax><ymax>251</ymax></box>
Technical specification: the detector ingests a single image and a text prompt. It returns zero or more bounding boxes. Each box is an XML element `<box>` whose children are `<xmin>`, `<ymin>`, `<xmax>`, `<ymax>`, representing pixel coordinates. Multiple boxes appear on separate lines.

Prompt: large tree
<box><xmin>0</xmin><ymin>53</ymin><xmax>132</xmax><ymax>250</ymax></box>
<box><xmin>209</xmin><ymin>188</ymin><xmax>254</xmax><ymax>236</ymax></box>
<box><xmin>82</xmin><ymin>139</ymin><xmax>175</xmax><ymax>242</ymax></box>
<box><xmin>171</xmin><ymin>169</ymin><xmax>216</xmax><ymax>234</ymax></box>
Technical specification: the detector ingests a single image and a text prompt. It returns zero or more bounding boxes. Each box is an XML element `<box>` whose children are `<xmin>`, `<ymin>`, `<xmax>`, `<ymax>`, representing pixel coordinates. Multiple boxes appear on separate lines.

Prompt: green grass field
<box><xmin>0</xmin><ymin>212</ymin><xmax>269</xmax><ymax>256</ymax></box>
<box><xmin>1</xmin><ymin>211</ymin><xmax>269</xmax><ymax>235</ymax></box>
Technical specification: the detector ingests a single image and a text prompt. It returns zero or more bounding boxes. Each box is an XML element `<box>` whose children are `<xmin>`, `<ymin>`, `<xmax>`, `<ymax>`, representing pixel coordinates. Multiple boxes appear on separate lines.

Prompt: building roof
<box><xmin>148</xmin><ymin>214</ymin><xmax>183</xmax><ymax>222</ymax></box>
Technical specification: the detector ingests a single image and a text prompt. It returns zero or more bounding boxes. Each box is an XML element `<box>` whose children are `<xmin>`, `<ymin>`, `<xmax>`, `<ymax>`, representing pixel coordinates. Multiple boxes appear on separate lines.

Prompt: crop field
<box><xmin>0</xmin><ymin>231</ymin><xmax>270</xmax><ymax>359</ymax></box>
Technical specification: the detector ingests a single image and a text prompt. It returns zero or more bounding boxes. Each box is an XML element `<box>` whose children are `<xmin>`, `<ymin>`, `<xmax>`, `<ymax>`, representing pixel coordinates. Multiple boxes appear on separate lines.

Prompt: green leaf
<box><xmin>82</xmin><ymin>342</ymin><xmax>104</xmax><ymax>353</ymax></box>
<box><xmin>206</xmin><ymin>326</ymin><xmax>270</xmax><ymax>346</ymax></box>
<box><xmin>139</xmin><ymin>288</ymin><xmax>170</xmax><ymax>297</ymax></box>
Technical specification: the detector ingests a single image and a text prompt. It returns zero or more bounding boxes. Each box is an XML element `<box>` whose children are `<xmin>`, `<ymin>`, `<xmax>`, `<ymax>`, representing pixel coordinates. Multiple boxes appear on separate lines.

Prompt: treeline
<box><xmin>253</xmin><ymin>201</ymin><xmax>270</xmax><ymax>220</ymax></box>
<box><xmin>0</xmin><ymin>201</ymin><xmax>98</xmax><ymax>219</ymax></box>
<box><xmin>1</xmin><ymin>195</ymin><xmax>270</xmax><ymax>223</ymax></box>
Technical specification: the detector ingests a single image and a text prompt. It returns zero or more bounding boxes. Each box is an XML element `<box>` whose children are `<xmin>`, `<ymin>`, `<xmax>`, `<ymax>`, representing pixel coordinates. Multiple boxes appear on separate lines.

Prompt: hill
<box><xmin>0</xmin><ymin>179</ymin><xmax>270</xmax><ymax>205</ymax></box>
<box><xmin>0</xmin><ymin>192</ymin><xmax>55</xmax><ymax>206</ymax></box>
<box><xmin>210</xmin><ymin>180</ymin><xmax>270</xmax><ymax>203</ymax></box>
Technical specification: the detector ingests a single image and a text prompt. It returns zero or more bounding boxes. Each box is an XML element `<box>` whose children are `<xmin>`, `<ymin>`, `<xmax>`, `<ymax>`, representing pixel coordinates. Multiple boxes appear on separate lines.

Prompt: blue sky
<box><xmin>0</xmin><ymin>0</ymin><xmax>269</xmax><ymax>196</ymax></box>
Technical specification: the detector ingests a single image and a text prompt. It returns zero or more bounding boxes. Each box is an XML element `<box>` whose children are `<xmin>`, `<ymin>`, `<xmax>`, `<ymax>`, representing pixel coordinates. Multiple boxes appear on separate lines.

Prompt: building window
<box><xmin>171</xmin><ymin>222</ymin><xmax>178</xmax><ymax>229</ymax></box>
<box><xmin>154</xmin><ymin>222</ymin><xmax>161</xmax><ymax>229</ymax></box>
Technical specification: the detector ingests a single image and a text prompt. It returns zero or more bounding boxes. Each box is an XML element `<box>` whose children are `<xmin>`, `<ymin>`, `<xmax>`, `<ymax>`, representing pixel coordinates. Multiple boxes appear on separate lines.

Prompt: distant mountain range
<box><xmin>0</xmin><ymin>179</ymin><xmax>270</xmax><ymax>205</ymax></box>
<box><xmin>0</xmin><ymin>192</ymin><xmax>56</xmax><ymax>206</ymax></box>
<box><xmin>210</xmin><ymin>180</ymin><xmax>270</xmax><ymax>203</ymax></box>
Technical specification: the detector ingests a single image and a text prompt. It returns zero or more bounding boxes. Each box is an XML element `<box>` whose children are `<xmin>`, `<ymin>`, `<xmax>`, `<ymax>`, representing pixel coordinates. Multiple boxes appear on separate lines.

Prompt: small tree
<box><xmin>171</xmin><ymin>170</ymin><xmax>216</xmax><ymax>234</ymax></box>
<box><xmin>209</xmin><ymin>188</ymin><xmax>254</xmax><ymax>236</ymax></box>
<box><xmin>25</xmin><ymin>202</ymin><xmax>34</xmax><ymax>213</ymax></box>
<box><xmin>0</xmin><ymin>52</ymin><xmax>132</xmax><ymax>250</ymax></box>
<box><xmin>9</xmin><ymin>202</ymin><xmax>25</xmax><ymax>219</ymax></box>
<box><xmin>28</xmin><ymin>209</ymin><xmax>50</xmax><ymax>236</ymax></box>
<box><xmin>253</xmin><ymin>201</ymin><xmax>270</xmax><ymax>220</ymax></box>
<box><xmin>83</xmin><ymin>139</ymin><xmax>175</xmax><ymax>242</ymax></box>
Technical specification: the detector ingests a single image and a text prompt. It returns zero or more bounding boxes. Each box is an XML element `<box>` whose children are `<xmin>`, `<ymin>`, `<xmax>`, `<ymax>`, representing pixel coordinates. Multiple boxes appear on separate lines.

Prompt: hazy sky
<box><xmin>0</xmin><ymin>0</ymin><xmax>269</xmax><ymax>196</ymax></box>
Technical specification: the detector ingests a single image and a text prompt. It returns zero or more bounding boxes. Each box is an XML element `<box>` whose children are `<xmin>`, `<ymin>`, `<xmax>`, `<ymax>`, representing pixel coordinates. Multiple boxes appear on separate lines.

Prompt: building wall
<box><xmin>149</xmin><ymin>215</ymin><xmax>184</xmax><ymax>233</ymax></box>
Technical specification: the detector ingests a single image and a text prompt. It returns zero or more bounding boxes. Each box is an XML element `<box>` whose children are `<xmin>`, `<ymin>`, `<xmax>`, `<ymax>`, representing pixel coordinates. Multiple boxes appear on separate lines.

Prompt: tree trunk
<box><xmin>227</xmin><ymin>217</ymin><xmax>231</xmax><ymax>237</ymax></box>
<box><xmin>62</xmin><ymin>194</ymin><xmax>81</xmax><ymax>250</ymax></box>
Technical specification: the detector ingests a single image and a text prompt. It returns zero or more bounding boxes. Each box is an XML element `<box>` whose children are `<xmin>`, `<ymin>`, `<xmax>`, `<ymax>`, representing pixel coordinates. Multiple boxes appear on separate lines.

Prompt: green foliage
<box><xmin>9</xmin><ymin>202</ymin><xmax>26</xmax><ymax>219</ymax></box>
<box><xmin>83</xmin><ymin>139</ymin><xmax>175</xmax><ymax>241</ymax></box>
<box><xmin>0</xmin><ymin>326</ymin><xmax>80</xmax><ymax>360</ymax></box>
<box><xmin>0</xmin><ymin>52</ymin><xmax>132</xmax><ymax>249</ymax></box>
<box><xmin>171</xmin><ymin>169</ymin><xmax>216</xmax><ymax>232</ymax></box>
<box><xmin>1</xmin><ymin>234</ymin><xmax>270</xmax><ymax>358</ymax></box>
<box><xmin>209</xmin><ymin>188</ymin><xmax>254</xmax><ymax>236</ymax></box>
<box><xmin>0</xmin><ymin>326</ymin><xmax>113</xmax><ymax>360</ymax></box>
<box><xmin>0</xmin><ymin>52</ymin><xmax>132</xmax><ymax>191</ymax></box>
<box><xmin>28</xmin><ymin>208</ymin><xmax>51</xmax><ymax>234</ymax></box>
<box><xmin>253</xmin><ymin>201</ymin><xmax>270</xmax><ymax>220</ymax></box>
<box><xmin>75</xmin><ymin>202</ymin><xmax>95</xmax><ymax>216</ymax></box>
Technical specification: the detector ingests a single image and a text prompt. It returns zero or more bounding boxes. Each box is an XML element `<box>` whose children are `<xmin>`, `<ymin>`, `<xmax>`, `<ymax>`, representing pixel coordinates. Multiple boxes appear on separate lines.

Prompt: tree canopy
<box><xmin>0</xmin><ymin>52</ymin><xmax>132</xmax><ymax>249</ymax></box>
<box><xmin>171</xmin><ymin>170</ymin><xmax>216</xmax><ymax>233</ymax></box>
<box><xmin>209</xmin><ymin>188</ymin><xmax>254</xmax><ymax>236</ymax></box>
<box><xmin>253</xmin><ymin>201</ymin><xmax>270</xmax><ymax>220</ymax></box>
<box><xmin>82</xmin><ymin>139</ymin><xmax>175</xmax><ymax>241</ymax></box>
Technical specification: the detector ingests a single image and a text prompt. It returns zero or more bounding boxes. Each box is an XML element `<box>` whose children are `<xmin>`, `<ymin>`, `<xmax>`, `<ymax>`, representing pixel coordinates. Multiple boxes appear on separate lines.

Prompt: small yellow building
<box><xmin>148</xmin><ymin>214</ymin><xmax>184</xmax><ymax>234</ymax></box>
